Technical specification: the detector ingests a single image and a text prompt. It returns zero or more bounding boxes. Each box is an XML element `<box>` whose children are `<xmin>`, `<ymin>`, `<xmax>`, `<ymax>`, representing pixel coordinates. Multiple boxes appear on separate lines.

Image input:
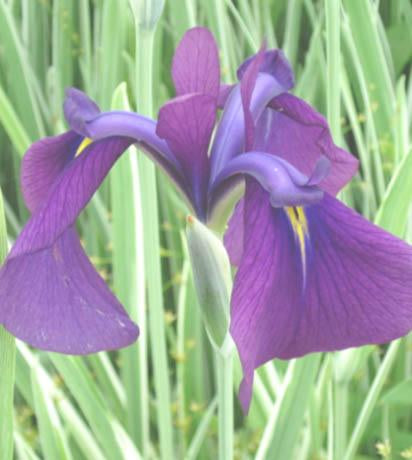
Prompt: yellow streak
<box><xmin>285</xmin><ymin>206</ymin><xmax>309</xmax><ymax>283</ymax></box>
<box><xmin>75</xmin><ymin>137</ymin><xmax>93</xmax><ymax>157</ymax></box>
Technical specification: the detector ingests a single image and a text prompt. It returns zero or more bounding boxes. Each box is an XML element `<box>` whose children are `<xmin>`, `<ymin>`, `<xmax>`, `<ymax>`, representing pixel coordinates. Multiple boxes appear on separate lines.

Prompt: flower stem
<box><xmin>343</xmin><ymin>341</ymin><xmax>401</xmax><ymax>460</ymax></box>
<box><xmin>0</xmin><ymin>189</ymin><xmax>15</xmax><ymax>460</ymax></box>
<box><xmin>132</xmin><ymin>9</ymin><xmax>175</xmax><ymax>460</ymax></box>
<box><xmin>216</xmin><ymin>347</ymin><xmax>234</xmax><ymax>460</ymax></box>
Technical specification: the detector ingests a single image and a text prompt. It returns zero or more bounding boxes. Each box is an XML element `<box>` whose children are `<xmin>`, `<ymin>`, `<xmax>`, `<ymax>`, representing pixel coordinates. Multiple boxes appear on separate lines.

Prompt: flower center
<box><xmin>285</xmin><ymin>206</ymin><xmax>308</xmax><ymax>284</ymax></box>
<box><xmin>75</xmin><ymin>137</ymin><xmax>93</xmax><ymax>157</ymax></box>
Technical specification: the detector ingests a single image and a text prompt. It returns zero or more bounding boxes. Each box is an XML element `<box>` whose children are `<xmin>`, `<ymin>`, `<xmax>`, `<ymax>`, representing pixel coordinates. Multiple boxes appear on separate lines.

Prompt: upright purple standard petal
<box><xmin>0</xmin><ymin>227</ymin><xmax>138</xmax><ymax>353</ymax></box>
<box><xmin>210</xmin><ymin>73</ymin><xmax>288</xmax><ymax>184</ymax></box>
<box><xmin>239</xmin><ymin>47</ymin><xmax>295</xmax><ymax>151</ymax></box>
<box><xmin>217</xmin><ymin>49</ymin><xmax>295</xmax><ymax>110</ymax></box>
<box><xmin>240</xmin><ymin>45</ymin><xmax>266</xmax><ymax>151</ymax></box>
<box><xmin>157</xmin><ymin>93</ymin><xmax>216</xmax><ymax>219</ymax></box>
<box><xmin>172</xmin><ymin>27</ymin><xmax>220</xmax><ymax>99</ymax></box>
<box><xmin>230</xmin><ymin>183</ymin><xmax>412</xmax><ymax>412</ymax></box>
<box><xmin>237</xmin><ymin>49</ymin><xmax>295</xmax><ymax>91</ymax></box>
<box><xmin>21</xmin><ymin>131</ymin><xmax>81</xmax><ymax>212</ymax></box>
<box><xmin>264</xmin><ymin>93</ymin><xmax>359</xmax><ymax>195</ymax></box>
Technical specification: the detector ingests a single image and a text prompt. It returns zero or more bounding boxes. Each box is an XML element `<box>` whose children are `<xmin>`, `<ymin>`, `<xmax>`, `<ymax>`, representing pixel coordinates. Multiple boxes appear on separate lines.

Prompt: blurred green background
<box><xmin>1</xmin><ymin>0</ymin><xmax>412</xmax><ymax>459</ymax></box>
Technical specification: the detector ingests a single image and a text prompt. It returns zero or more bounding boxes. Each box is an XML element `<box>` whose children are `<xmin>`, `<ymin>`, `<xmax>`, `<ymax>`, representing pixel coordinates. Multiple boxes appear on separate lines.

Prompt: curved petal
<box><xmin>172</xmin><ymin>27</ymin><xmax>220</xmax><ymax>99</ymax></box>
<box><xmin>263</xmin><ymin>93</ymin><xmax>359</xmax><ymax>195</ymax></box>
<box><xmin>231</xmin><ymin>183</ymin><xmax>412</xmax><ymax>412</ymax></box>
<box><xmin>157</xmin><ymin>93</ymin><xmax>216</xmax><ymax>219</ymax></box>
<box><xmin>210</xmin><ymin>73</ymin><xmax>284</xmax><ymax>183</ymax></box>
<box><xmin>12</xmin><ymin>136</ymin><xmax>133</xmax><ymax>256</ymax></box>
<box><xmin>240</xmin><ymin>44</ymin><xmax>267</xmax><ymax>152</ymax></box>
<box><xmin>239</xmin><ymin>46</ymin><xmax>295</xmax><ymax>152</ymax></box>
<box><xmin>237</xmin><ymin>49</ymin><xmax>295</xmax><ymax>91</ymax></box>
<box><xmin>64</xmin><ymin>88</ymin><xmax>100</xmax><ymax>137</ymax></box>
<box><xmin>63</xmin><ymin>89</ymin><xmax>193</xmax><ymax>207</ymax></box>
<box><xmin>213</xmin><ymin>152</ymin><xmax>324</xmax><ymax>208</ymax></box>
<box><xmin>210</xmin><ymin>46</ymin><xmax>294</xmax><ymax>183</ymax></box>
<box><xmin>21</xmin><ymin>131</ymin><xmax>81</xmax><ymax>212</ymax></box>
<box><xmin>217</xmin><ymin>49</ymin><xmax>294</xmax><ymax>110</ymax></box>
<box><xmin>0</xmin><ymin>227</ymin><xmax>138</xmax><ymax>354</ymax></box>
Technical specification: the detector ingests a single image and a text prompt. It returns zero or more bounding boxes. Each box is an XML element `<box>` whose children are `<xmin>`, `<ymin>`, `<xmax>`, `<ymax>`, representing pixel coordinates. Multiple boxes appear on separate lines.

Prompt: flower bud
<box><xmin>186</xmin><ymin>216</ymin><xmax>232</xmax><ymax>349</ymax></box>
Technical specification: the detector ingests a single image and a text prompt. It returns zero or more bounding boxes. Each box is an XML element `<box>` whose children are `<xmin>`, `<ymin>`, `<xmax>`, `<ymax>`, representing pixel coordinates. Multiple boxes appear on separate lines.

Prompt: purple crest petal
<box><xmin>264</xmin><ymin>93</ymin><xmax>359</xmax><ymax>195</ymax></box>
<box><xmin>157</xmin><ymin>93</ymin><xmax>216</xmax><ymax>218</ymax></box>
<box><xmin>63</xmin><ymin>89</ymin><xmax>193</xmax><ymax>208</ymax></box>
<box><xmin>0</xmin><ymin>227</ymin><xmax>138</xmax><ymax>354</ymax></box>
<box><xmin>64</xmin><ymin>88</ymin><xmax>100</xmax><ymax>136</ymax></box>
<box><xmin>240</xmin><ymin>44</ymin><xmax>267</xmax><ymax>151</ymax></box>
<box><xmin>12</xmin><ymin>136</ymin><xmax>133</xmax><ymax>256</ymax></box>
<box><xmin>21</xmin><ymin>131</ymin><xmax>81</xmax><ymax>212</ymax></box>
<box><xmin>230</xmin><ymin>183</ymin><xmax>412</xmax><ymax>412</ymax></box>
<box><xmin>172</xmin><ymin>27</ymin><xmax>220</xmax><ymax>99</ymax></box>
<box><xmin>214</xmin><ymin>152</ymin><xmax>324</xmax><ymax>208</ymax></box>
<box><xmin>237</xmin><ymin>49</ymin><xmax>295</xmax><ymax>91</ymax></box>
<box><xmin>209</xmin><ymin>73</ymin><xmax>284</xmax><ymax>184</ymax></box>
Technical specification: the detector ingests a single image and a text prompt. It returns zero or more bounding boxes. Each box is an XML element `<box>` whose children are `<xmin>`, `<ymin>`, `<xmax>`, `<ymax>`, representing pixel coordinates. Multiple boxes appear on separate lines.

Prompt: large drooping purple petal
<box><xmin>157</xmin><ymin>93</ymin><xmax>216</xmax><ymax>218</ymax></box>
<box><xmin>264</xmin><ymin>93</ymin><xmax>359</xmax><ymax>195</ymax></box>
<box><xmin>172</xmin><ymin>27</ymin><xmax>220</xmax><ymax>99</ymax></box>
<box><xmin>13</xmin><ymin>136</ymin><xmax>133</xmax><ymax>255</ymax></box>
<box><xmin>21</xmin><ymin>131</ymin><xmax>82</xmax><ymax>212</ymax></box>
<box><xmin>230</xmin><ymin>183</ymin><xmax>412</xmax><ymax>412</ymax></box>
<box><xmin>221</xmin><ymin>152</ymin><xmax>327</xmax><ymax>265</ymax></box>
<box><xmin>0</xmin><ymin>227</ymin><xmax>138</xmax><ymax>353</ymax></box>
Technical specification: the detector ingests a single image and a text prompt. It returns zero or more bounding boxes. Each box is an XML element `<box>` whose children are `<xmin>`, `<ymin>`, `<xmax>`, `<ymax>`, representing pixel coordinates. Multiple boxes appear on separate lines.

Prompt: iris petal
<box><xmin>63</xmin><ymin>88</ymin><xmax>100</xmax><ymax>137</ymax></box>
<box><xmin>237</xmin><ymin>49</ymin><xmax>295</xmax><ymax>90</ymax></box>
<box><xmin>64</xmin><ymin>89</ymin><xmax>192</xmax><ymax>205</ymax></box>
<box><xmin>213</xmin><ymin>151</ymin><xmax>324</xmax><ymax>208</ymax></box>
<box><xmin>157</xmin><ymin>93</ymin><xmax>216</xmax><ymax>218</ymax></box>
<box><xmin>210</xmin><ymin>74</ymin><xmax>286</xmax><ymax>183</ymax></box>
<box><xmin>13</xmin><ymin>136</ymin><xmax>133</xmax><ymax>255</ymax></box>
<box><xmin>172</xmin><ymin>27</ymin><xmax>220</xmax><ymax>99</ymax></box>
<box><xmin>0</xmin><ymin>227</ymin><xmax>138</xmax><ymax>354</ymax></box>
<box><xmin>230</xmin><ymin>183</ymin><xmax>412</xmax><ymax>413</ymax></box>
<box><xmin>264</xmin><ymin>93</ymin><xmax>359</xmax><ymax>195</ymax></box>
<box><xmin>21</xmin><ymin>130</ymin><xmax>81</xmax><ymax>212</ymax></box>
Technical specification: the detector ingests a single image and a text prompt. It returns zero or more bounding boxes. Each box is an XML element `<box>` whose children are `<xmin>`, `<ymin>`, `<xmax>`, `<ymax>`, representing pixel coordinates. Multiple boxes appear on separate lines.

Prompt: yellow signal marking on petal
<box><xmin>285</xmin><ymin>206</ymin><xmax>309</xmax><ymax>284</ymax></box>
<box><xmin>75</xmin><ymin>137</ymin><xmax>93</xmax><ymax>157</ymax></box>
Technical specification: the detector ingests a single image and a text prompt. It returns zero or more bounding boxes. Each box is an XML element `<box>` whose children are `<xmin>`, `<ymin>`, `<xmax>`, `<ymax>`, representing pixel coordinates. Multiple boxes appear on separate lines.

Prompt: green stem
<box><xmin>325</xmin><ymin>0</ymin><xmax>341</xmax><ymax>143</ymax></box>
<box><xmin>213</xmin><ymin>0</ymin><xmax>235</xmax><ymax>82</ymax></box>
<box><xmin>216</xmin><ymin>348</ymin><xmax>234</xmax><ymax>460</ymax></box>
<box><xmin>0</xmin><ymin>189</ymin><xmax>15</xmax><ymax>460</ymax></box>
<box><xmin>343</xmin><ymin>341</ymin><xmax>400</xmax><ymax>460</ymax></box>
<box><xmin>334</xmin><ymin>382</ymin><xmax>348</xmax><ymax>459</ymax></box>
<box><xmin>134</xmin><ymin>23</ymin><xmax>174</xmax><ymax>460</ymax></box>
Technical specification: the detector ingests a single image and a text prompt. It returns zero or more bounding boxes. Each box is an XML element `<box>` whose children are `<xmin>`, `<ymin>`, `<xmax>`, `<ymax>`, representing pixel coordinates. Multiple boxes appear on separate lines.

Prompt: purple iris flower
<box><xmin>1</xmin><ymin>27</ymin><xmax>412</xmax><ymax>413</ymax></box>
